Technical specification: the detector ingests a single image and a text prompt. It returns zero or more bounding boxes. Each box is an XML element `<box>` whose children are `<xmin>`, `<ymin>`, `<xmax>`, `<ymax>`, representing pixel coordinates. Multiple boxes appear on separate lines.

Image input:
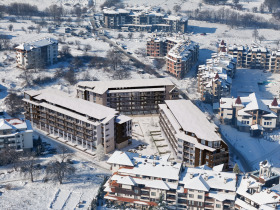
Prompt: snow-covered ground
<box><xmin>0</xmin><ymin>132</ymin><xmax>109</xmax><ymax>209</ymax></box>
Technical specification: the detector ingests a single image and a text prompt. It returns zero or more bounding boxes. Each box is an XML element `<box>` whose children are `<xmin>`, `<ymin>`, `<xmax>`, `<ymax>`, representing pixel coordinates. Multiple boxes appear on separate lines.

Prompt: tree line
<box><xmin>187</xmin><ymin>7</ymin><xmax>280</xmax><ymax>30</ymax></box>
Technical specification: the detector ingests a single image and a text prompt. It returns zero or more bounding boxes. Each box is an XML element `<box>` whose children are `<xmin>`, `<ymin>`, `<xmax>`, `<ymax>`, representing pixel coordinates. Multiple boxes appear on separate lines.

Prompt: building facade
<box><xmin>219</xmin><ymin>93</ymin><xmax>280</xmax><ymax>136</ymax></box>
<box><xmin>15</xmin><ymin>37</ymin><xmax>58</xmax><ymax>69</ymax></box>
<box><xmin>104</xmin><ymin>151</ymin><xmax>236</xmax><ymax>209</ymax></box>
<box><xmin>76</xmin><ymin>78</ymin><xmax>179</xmax><ymax>115</ymax></box>
<box><xmin>219</xmin><ymin>41</ymin><xmax>280</xmax><ymax>72</ymax></box>
<box><xmin>235</xmin><ymin>160</ymin><xmax>280</xmax><ymax>210</ymax></box>
<box><xmin>103</xmin><ymin>6</ymin><xmax>188</xmax><ymax>33</ymax></box>
<box><xmin>197</xmin><ymin>52</ymin><xmax>236</xmax><ymax>104</ymax></box>
<box><xmin>0</xmin><ymin>111</ymin><xmax>33</xmax><ymax>151</ymax></box>
<box><xmin>159</xmin><ymin>100</ymin><xmax>229</xmax><ymax>169</ymax></box>
<box><xmin>23</xmin><ymin>89</ymin><xmax>132</xmax><ymax>154</ymax></box>
<box><xmin>147</xmin><ymin>34</ymin><xmax>199</xmax><ymax>79</ymax></box>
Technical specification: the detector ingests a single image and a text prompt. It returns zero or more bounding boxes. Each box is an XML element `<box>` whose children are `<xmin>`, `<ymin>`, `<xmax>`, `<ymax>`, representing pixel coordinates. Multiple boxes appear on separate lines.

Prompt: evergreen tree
<box><xmin>233</xmin><ymin>163</ymin><xmax>241</xmax><ymax>174</ymax></box>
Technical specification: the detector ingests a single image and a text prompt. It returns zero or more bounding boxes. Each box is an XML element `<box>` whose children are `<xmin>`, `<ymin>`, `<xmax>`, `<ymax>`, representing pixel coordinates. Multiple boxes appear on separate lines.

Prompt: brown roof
<box><xmin>235</xmin><ymin>96</ymin><xmax>242</xmax><ymax>105</ymax></box>
<box><xmin>271</xmin><ymin>98</ymin><xmax>278</xmax><ymax>106</ymax></box>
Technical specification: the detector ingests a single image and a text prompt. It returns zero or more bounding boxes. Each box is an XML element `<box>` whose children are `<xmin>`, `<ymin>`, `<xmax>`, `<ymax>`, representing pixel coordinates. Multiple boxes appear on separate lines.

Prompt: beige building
<box><xmin>146</xmin><ymin>34</ymin><xmax>199</xmax><ymax>79</ymax></box>
<box><xmin>219</xmin><ymin>41</ymin><xmax>280</xmax><ymax>72</ymax></box>
<box><xmin>15</xmin><ymin>37</ymin><xmax>58</xmax><ymax>69</ymax></box>
<box><xmin>76</xmin><ymin>78</ymin><xmax>179</xmax><ymax>115</ymax></box>
<box><xmin>197</xmin><ymin>52</ymin><xmax>236</xmax><ymax>104</ymax></box>
<box><xmin>23</xmin><ymin>89</ymin><xmax>132</xmax><ymax>154</ymax></box>
<box><xmin>159</xmin><ymin>100</ymin><xmax>229</xmax><ymax>169</ymax></box>
<box><xmin>219</xmin><ymin>93</ymin><xmax>280</xmax><ymax>136</ymax></box>
<box><xmin>104</xmin><ymin>151</ymin><xmax>236</xmax><ymax>209</ymax></box>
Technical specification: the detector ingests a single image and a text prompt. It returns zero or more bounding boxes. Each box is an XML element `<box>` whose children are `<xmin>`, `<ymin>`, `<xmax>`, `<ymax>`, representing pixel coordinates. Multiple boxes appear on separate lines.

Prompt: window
<box><xmin>151</xmin><ymin>192</ymin><xmax>156</xmax><ymax>196</ymax></box>
<box><xmin>135</xmin><ymin>189</ymin><xmax>138</xmax><ymax>194</ymax></box>
<box><xmin>216</xmin><ymin>204</ymin><xmax>221</xmax><ymax>208</ymax></box>
<box><xmin>189</xmin><ymin>194</ymin><xmax>194</xmax><ymax>198</ymax></box>
<box><xmin>198</xmin><ymin>195</ymin><xmax>203</xmax><ymax>199</ymax></box>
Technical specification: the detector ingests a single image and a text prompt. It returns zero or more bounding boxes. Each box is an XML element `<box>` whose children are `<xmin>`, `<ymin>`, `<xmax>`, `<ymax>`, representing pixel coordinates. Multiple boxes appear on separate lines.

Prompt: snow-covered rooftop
<box><xmin>76</xmin><ymin>78</ymin><xmax>175</xmax><ymax>95</ymax></box>
<box><xmin>24</xmin><ymin>89</ymin><xmax>118</xmax><ymax>121</ymax></box>
<box><xmin>163</xmin><ymin>100</ymin><xmax>221</xmax><ymax>142</ymax></box>
<box><xmin>15</xmin><ymin>37</ymin><xmax>57</xmax><ymax>51</ymax></box>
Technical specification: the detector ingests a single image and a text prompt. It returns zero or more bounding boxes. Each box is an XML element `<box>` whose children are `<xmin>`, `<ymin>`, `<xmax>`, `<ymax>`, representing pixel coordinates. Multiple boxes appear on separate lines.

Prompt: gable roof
<box><xmin>243</xmin><ymin>93</ymin><xmax>271</xmax><ymax>113</ymax></box>
<box><xmin>184</xmin><ymin>175</ymin><xmax>210</xmax><ymax>191</ymax></box>
<box><xmin>107</xmin><ymin>151</ymin><xmax>136</xmax><ymax>166</ymax></box>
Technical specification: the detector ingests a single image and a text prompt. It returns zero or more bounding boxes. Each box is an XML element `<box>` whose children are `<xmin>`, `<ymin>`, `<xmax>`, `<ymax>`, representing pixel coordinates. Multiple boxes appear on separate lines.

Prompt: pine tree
<box><xmin>233</xmin><ymin>163</ymin><xmax>241</xmax><ymax>174</ymax></box>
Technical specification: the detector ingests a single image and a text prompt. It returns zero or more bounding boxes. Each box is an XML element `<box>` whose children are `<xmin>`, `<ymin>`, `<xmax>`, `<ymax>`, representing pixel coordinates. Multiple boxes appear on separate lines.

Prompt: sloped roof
<box><xmin>117</xmin><ymin>176</ymin><xmax>136</xmax><ymax>186</ymax></box>
<box><xmin>107</xmin><ymin>151</ymin><xmax>136</xmax><ymax>166</ymax></box>
<box><xmin>0</xmin><ymin>119</ymin><xmax>16</xmax><ymax>130</ymax></box>
<box><xmin>243</xmin><ymin>93</ymin><xmax>271</xmax><ymax>113</ymax></box>
<box><xmin>184</xmin><ymin>175</ymin><xmax>211</xmax><ymax>191</ymax></box>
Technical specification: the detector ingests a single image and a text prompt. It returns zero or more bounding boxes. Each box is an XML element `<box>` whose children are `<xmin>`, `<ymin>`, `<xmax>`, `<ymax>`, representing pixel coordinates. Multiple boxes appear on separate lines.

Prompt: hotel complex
<box><xmin>159</xmin><ymin>100</ymin><xmax>229</xmax><ymax>169</ymax></box>
<box><xmin>76</xmin><ymin>78</ymin><xmax>179</xmax><ymax>114</ymax></box>
<box><xmin>219</xmin><ymin>40</ymin><xmax>280</xmax><ymax>72</ymax></box>
<box><xmin>23</xmin><ymin>89</ymin><xmax>132</xmax><ymax>154</ymax></box>
<box><xmin>102</xmin><ymin>6</ymin><xmax>188</xmax><ymax>33</ymax></box>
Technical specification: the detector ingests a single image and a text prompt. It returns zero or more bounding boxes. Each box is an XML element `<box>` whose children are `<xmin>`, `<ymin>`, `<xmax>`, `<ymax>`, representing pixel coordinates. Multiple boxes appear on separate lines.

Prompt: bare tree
<box><xmin>36</xmin><ymin>25</ymin><xmax>42</xmax><ymax>34</ymax></box>
<box><xmin>27</xmin><ymin>25</ymin><xmax>35</xmax><ymax>32</ymax></box>
<box><xmin>20</xmin><ymin>151</ymin><xmax>38</xmax><ymax>182</ymax></box>
<box><xmin>139</xmin><ymin>32</ymin><xmax>144</xmax><ymax>39</ymax></box>
<box><xmin>173</xmin><ymin>5</ymin><xmax>181</xmax><ymax>13</ymax></box>
<box><xmin>106</xmin><ymin>49</ymin><xmax>124</xmax><ymax>70</ymax></box>
<box><xmin>258</xmin><ymin>35</ymin><xmax>265</xmax><ymax>44</ymax></box>
<box><xmin>84</xmin><ymin>44</ymin><xmax>92</xmax><ymax>52</ymax></box>
<box><xmin>95</xmin><ymin>144</ymin><xmax>105</xmax><ymax>161</ymax></box>
<box><xmin>46</xmin><ymin>146</ymin><xmax>75</xmax><ymax>184</ymax></box>
<box><xmin>127</xmin><ymin>32</ymin><xmax>133</xmax><ymax>40</ymax></box>
<box><xmin>4</xmin><ymin>92</ymin><xmax>23</xmax><ymax>116</ymax></box>
<box><xmin>64</xmin><ymin>67</ymin><xmax>76</xmax><ymax>85</ymax></box>
<box><xmin>252</xmin><ymin>29</ymin><xmax>259</xmax><ymax>41</ymax></box>
<box><xmin>60</xmin><ymin>45</ymin><xmax>71</xmax><ymax>58</ymax></box>
<box><xmin>8</xmin><ymin>24</ymin><xmax>13</xmax><ymax>31</ymax></box>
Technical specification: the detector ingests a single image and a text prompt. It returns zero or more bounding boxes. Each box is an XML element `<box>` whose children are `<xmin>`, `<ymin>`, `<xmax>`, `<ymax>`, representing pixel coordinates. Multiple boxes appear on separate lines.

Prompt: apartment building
<box><xmin>103</xmin><ymin>6</ymin><xmax>188</xmax><ymax>33</ymax></box>
<box><xmin>147</xmin><ymin>34</ymin><xmax>199</xmax><ymax>79</ymax></box>
<box><xmin>0</xmin><ymin>110</ymin><xmax>33</xmax><ymax>151</ymax></box>
<box><xmin>23</xmin><ymin>89</ymin><xmax>132</xmax><ymax>154</ymax></box>
<box><xmin>219</xmin><ymin>93</ymin><xmax>280</xmax><ymax>136</ymax></box>
<box><xmin>197</xmin><ymin>52</ymin><xmax>236</xmax><ymax>104</ymax></box>
<box><xmin>76</xmin><ymin>78</ymin><xmax>179</xmax><ymax>114</ymax></box>
<box><xmin>219</xmin><ymin>41</ymin><xmax>280</xmax><ymax>72</ymax></box>
<box><xmin>235</xmin><ymin>160</ymin><xmax>280</xmax><ymax>210</ymax></box>
<box><xmin>166</xmin><ymin>38</ymin><xmax>199</xmax><ymax>79</ymax></box>
<box><xmin>104</xmin><ymin>151</ymin><xmax>236</xmax><ymax>209</ymax></box>
<box><xmin>15</xmin><ymin>37</ymin><xmax>58</xmax><ymax>69</ymax></box>
<box><xmin>159</xmin><ymin>100</ymin><xmax>229</xmax><ymax>169</ymax></box>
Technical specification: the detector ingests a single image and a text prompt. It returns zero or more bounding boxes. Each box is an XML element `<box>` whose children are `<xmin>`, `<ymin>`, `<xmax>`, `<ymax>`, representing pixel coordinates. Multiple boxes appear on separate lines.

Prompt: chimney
<box><xmin>247</xmin><ymin>180</ymin><xmax>251</xmax><ymax>187</ymax></box>
<box><xmin>271</xmin><ymin>98</ymin><xmax>278</xmax><ymax>107</ymax></box>
<box><xmin>257</xmin><ymin>184</ymin><xmax>262</xmax><ymax>193</ymax></box>
<box><xmin>189</xmin><ymin>173</ymin><xmax>194</xmax><ymax>179</ymax></box>
<box><xmin>153</xmin><ymin>161</ymin><xmax>156</xmax><ymax>166</ymax></box>
<box><xmin>224</xmin><ymin>177</ymin><xmax>227</xmax><ymax>184</ymax></box>
<box><xmin>139</xmin><ymin>153</ymin><xmax>142</xmax><ymax>158</ymax></box>
<box><xmin>267</xmin><ymin>189</ymin><xmax>271</xmax><ymax>194</ymax></box>
<box><xmin>204</xmin><ymin>175</ymin><xmax>208</xmax><ymax>181</ymax></box>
